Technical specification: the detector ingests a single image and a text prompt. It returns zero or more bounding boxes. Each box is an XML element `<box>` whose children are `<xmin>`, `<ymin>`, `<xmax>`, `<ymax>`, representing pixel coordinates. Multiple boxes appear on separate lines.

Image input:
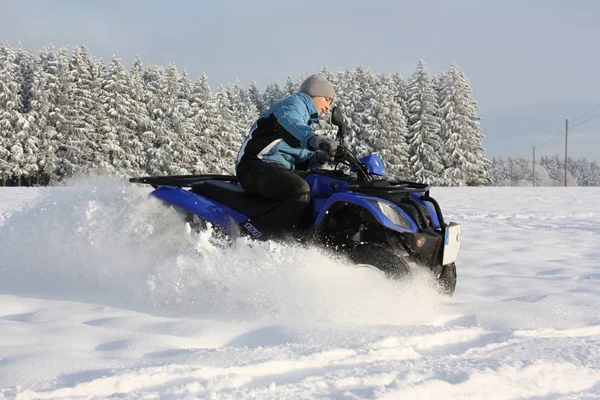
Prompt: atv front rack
<box><xmin>129</xmin><ymin>174</ymin><xmax>238</xmax><ymax>188</ymax></box>
<box><xmin>346</xmin><ymin>179</ymin><xmax>431</xmax><ymax>195</ymax></box>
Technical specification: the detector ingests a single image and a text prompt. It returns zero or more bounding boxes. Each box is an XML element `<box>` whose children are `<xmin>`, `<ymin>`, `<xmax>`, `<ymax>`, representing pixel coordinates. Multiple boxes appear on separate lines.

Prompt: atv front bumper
<box><xmin>442</xmin><ymin>223</ymin><xmax>462</xmax><ymax>265</ymax></box>
<box><xmin>387</xmin><ymin>222</ymin><xmax>462</xmax><ymax>270</ymax></box>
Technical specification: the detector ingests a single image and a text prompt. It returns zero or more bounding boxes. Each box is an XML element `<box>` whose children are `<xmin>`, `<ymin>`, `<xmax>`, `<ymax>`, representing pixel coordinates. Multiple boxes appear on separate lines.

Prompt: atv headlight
<box><xmin>368</xmin><ymin>200</ymin><xmax>411</xmax><ymax>229</ymax></box>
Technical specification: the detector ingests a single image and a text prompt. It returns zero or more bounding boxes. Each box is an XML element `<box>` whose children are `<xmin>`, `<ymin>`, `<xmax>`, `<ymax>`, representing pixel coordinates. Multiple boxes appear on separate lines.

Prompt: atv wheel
<box><xmin>436</xmin><ymin>262</ymin><xmax>457</xmax><ymax>296</ymax></box>
<box><xmin>346</xmin><ymin>243</ymin><xmax>410</xmax><ymax>280</ymax></box>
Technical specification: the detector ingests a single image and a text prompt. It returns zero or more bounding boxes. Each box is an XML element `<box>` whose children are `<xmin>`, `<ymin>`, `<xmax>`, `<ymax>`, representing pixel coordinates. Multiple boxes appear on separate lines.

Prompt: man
<box><xmin>235</xmin><ymin>74</ymin><xmax>338</xmax><ymax>233</ymax></box>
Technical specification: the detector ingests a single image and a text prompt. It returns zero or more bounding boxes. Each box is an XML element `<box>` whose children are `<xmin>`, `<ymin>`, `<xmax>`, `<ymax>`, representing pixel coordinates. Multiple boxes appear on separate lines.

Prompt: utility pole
<box><xmin>533</xmin><ymin>145</ymin><xmax>536</xmax><ymax>187</ymax></box>
<box><xmin>564</xmin><ymin>119</ymin><xmax>569</xmax><ymax>187</ymax></box>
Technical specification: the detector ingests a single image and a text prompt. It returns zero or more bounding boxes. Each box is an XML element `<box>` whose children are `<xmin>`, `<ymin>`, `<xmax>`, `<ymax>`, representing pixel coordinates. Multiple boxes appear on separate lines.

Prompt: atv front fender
<box><xmin>313</xmin><ymin>192</ymin><xmax>419</xmax><ymax>233</ymax></box>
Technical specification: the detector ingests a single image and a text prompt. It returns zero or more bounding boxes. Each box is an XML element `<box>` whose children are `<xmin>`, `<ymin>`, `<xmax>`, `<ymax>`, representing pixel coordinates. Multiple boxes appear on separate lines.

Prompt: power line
<box><xmin>570</xmin><ymin>105</ymin><xmax>600</xmax><ymax>123</ymax></box>
<box><xmin>532</xmin><ymin>105</ymin><xmax>600</xmax><ymax>153</ymax></box>
<box><xmin>570</xmin><ymin>110</ymin><xmax>600</xmax><ymax>130</ymax></box>
<box><xmin>537</xmin><ymin>128</ymin><xmax>563</xmax><ymax>150</ymax></box>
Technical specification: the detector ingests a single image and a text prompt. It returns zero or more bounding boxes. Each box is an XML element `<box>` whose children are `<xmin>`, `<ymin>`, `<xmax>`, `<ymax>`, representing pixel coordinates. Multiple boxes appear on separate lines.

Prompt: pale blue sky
<box><xmin>2</xmin><ymin>0</ymin><xmax>599</xmax><ymax>160</ymax></box>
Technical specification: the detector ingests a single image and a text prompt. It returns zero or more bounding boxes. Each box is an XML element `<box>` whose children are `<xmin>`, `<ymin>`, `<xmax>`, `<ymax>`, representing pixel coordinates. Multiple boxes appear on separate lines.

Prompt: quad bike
<box><xmin>130</xmin><ymin>107</ymin><xmax>461</xmax><ymax>295</ymax></box>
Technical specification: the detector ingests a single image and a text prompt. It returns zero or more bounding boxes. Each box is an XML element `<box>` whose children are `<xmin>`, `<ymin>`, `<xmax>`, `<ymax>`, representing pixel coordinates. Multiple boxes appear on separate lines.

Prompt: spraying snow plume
<box><xmin>0</xmin><ymin>175</ymin><xmax>445</xmax><ymax>324</ymax></box>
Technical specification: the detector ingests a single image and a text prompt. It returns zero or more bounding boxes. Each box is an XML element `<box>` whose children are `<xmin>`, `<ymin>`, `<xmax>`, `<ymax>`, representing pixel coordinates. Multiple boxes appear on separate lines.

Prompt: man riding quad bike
<box><xmin>130</xmin><ymin>75</ymin><xmax>461</xmax><ymax>295</ymax></box>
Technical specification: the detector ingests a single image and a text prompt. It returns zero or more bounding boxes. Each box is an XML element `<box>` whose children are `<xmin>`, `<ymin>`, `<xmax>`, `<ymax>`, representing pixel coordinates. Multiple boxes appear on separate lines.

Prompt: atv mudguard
<box><xmin>313</xmin><ymin>192</ymin><xmax>419</xmax><ymax>233</ymax></box>
<box><xmin>150</xmin><ymin>186</ymin><xmax>243</xmax><ymax>233</ymax></box>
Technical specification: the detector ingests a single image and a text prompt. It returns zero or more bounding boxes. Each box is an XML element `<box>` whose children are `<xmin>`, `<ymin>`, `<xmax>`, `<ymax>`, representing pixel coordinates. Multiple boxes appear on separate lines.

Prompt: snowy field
<box><xmin>0</xmin><ymin>177</ymin><xmax>599</xmax><ymax>399</ymax></box>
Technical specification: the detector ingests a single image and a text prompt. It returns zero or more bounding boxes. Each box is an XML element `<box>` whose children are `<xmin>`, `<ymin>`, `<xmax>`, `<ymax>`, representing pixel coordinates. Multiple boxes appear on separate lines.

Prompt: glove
<box><xmin>314</xmin><ymin>150</ymin><xmax>331</xmax><ymax>165</ymax></box>
<box><xmin>308</xmin><ymin>135</ymin><xmax>337</xmax><ymax>162</ymax></box>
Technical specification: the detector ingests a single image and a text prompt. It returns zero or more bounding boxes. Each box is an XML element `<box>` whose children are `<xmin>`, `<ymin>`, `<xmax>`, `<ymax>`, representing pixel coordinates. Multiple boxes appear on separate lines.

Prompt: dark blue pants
<box><xmin>236</xmin><ymin>160</ymin><xmax>311</xmax><ymax>231</ymax></box>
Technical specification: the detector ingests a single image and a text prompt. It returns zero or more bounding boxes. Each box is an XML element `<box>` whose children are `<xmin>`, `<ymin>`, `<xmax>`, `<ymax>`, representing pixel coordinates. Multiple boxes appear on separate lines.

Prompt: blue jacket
<box><xmin>236</xmin><ymin>92</ymin><xmax>322</xmax><ymax>171</ymax></box>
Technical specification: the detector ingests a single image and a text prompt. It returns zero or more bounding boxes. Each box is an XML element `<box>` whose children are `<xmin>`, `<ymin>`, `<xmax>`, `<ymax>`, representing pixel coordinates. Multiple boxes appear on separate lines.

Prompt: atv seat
<box><xmin>192</xmin><ymin>180</ymin><xmax>282</xmax><ymax>217</ymax></box>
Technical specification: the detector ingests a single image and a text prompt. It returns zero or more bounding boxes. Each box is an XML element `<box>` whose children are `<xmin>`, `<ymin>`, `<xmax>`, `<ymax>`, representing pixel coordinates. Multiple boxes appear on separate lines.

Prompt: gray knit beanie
<box><xmin>299</xmin><ymin>74</ymin><xmax>335</xmax><ymax>99</ymax></box>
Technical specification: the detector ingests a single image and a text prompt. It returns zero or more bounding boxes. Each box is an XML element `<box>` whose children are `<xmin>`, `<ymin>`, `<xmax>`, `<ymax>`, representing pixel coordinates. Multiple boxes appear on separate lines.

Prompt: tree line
<box><xmin>4</xmin><ymin>41</ymin><xmax>573</xmax><ymax>188</ymax></box>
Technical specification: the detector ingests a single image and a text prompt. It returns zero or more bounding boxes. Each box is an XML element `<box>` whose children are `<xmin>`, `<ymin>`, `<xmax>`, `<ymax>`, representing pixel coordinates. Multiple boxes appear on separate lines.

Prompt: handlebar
<box><xmin>332</xmin><ymin>124</ymin><xmax>374</xmax><ymax>183</ymax></box>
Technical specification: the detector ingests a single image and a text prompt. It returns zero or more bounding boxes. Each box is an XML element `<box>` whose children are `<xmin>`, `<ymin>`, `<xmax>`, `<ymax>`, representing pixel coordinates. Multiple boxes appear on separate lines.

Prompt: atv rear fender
<box><xmin>151</xmin><ymin>186</ymin><xmax>245</xmax><ymax>231</ymax></box>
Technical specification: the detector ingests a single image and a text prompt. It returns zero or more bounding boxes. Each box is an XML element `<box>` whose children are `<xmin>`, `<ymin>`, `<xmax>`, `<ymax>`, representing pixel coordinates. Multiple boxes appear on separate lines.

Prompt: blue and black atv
<box><xmin>130</xmin><ymin>107</ymin><xmax>461</xmax><ymax>295</ymax></box>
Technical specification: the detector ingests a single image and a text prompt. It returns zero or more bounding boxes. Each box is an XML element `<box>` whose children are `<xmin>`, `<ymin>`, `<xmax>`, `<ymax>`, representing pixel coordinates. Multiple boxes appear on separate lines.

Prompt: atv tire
<box><xmin>437</xmin><ymin>262</ymin><xmax>457</xmax><ymax>296</ymax></box>
<box><xmin>346</xmin><ymin>243</ymin><xmax>411</xmax><ymax>280</ymax></box>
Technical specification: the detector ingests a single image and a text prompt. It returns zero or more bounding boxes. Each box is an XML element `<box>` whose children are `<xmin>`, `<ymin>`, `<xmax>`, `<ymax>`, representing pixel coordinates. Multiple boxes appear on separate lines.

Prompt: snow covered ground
<box><xmin>0</xmin><ymin>177</ymin><xmax>599</xmax><ymax>399</ymax></box>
